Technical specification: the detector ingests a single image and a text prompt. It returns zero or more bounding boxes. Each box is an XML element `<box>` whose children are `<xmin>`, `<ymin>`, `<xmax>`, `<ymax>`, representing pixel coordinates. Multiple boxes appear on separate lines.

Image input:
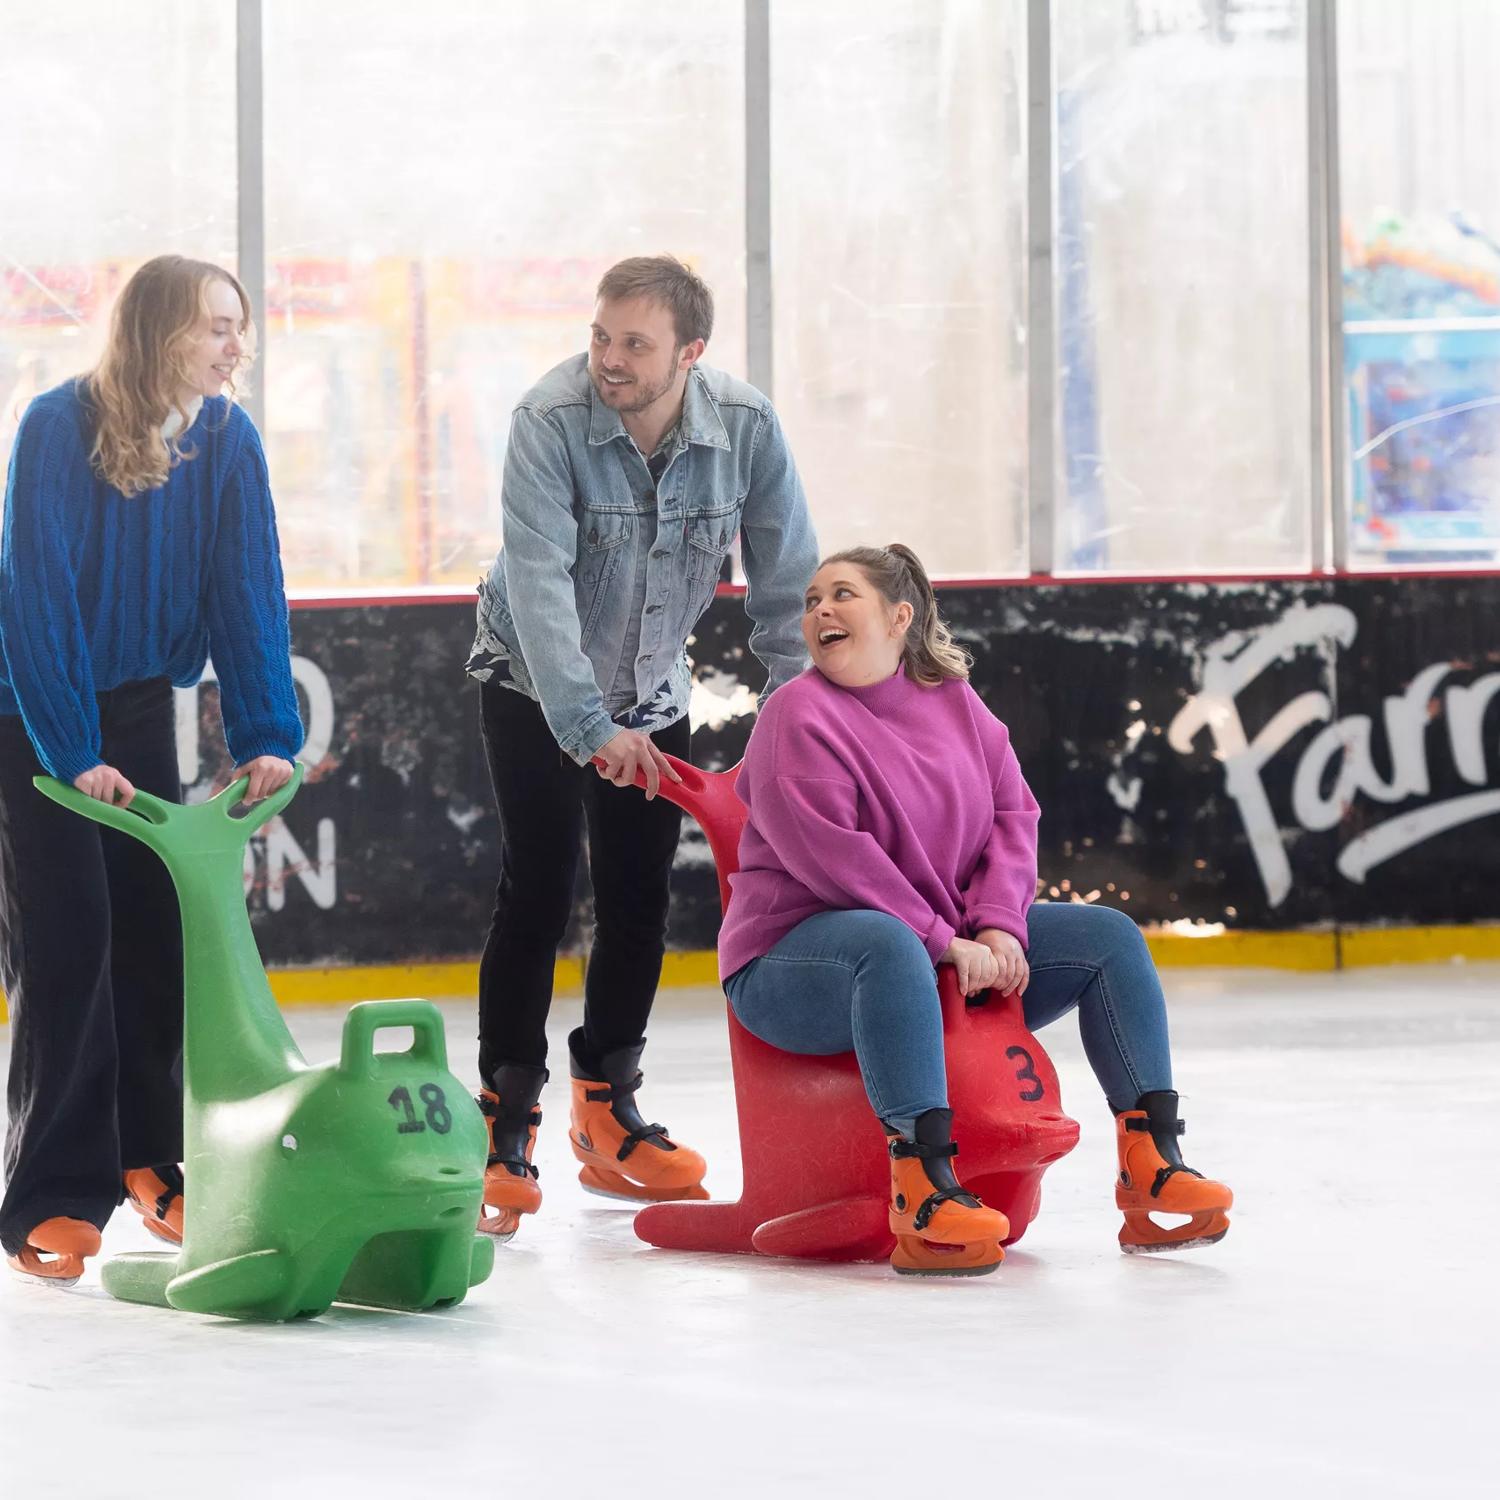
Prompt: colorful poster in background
<box><xmin>260</xmin><ymin>253</ymin><xmax>603</xmax><ymax>588</ymax></box>
<box><xmin>0</xmin><ymin>254</ymin><xmax>599</xmax><ymax>590</ymax></box>
<box><xmin>1343</xmin><ymin>214</ymin><xmax>1500</xmax><ymax>565</ymax></box>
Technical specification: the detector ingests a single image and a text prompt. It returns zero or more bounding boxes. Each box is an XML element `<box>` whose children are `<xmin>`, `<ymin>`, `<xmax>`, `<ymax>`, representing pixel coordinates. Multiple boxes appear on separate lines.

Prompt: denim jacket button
<box><xmin>646</xmin><ymin>604</ymin><xmax>661</xmax><ymax>615</ymax></box>
<box><xmin>652</xmin><ymin>549</ymin><xmax>669</xmax><ymax>559</ymax></box>
<box><xmin>588</xmin><ymin>528</ymin><xmax>598</xmax><ymax>545</ymax></box>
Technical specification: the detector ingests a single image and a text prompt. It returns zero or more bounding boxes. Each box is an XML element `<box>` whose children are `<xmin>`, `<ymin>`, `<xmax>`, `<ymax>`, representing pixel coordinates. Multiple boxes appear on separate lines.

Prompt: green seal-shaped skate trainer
<box><xmin>35</xmin><ymin>768</ymin><xmax>494</xmax><ymax>1321</ymax></box>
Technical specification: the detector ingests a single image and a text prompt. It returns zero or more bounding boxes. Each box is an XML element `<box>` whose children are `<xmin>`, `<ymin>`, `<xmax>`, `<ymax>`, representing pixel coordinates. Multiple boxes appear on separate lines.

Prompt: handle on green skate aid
<box><xmin>339</xmin><ymin>1000</ymin><xmax>452</xmax><ymax>1080</ymax></box>
<box><xmin>32</xmin><ymin>764</ymin><xmax>305</xmax><ymax>852</ymax></box>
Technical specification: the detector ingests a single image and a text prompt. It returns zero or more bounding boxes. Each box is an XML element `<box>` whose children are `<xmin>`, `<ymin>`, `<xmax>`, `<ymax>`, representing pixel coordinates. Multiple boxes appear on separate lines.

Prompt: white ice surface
<box><xmin>1</xmin><ymin>965</ymin><xmax>1496</xmax><ymax>1499</ymax></box>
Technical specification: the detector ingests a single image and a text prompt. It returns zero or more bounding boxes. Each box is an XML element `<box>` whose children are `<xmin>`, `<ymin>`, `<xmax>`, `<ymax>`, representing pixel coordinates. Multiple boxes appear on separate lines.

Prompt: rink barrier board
<box><xmin>242</xmin><ymin>580</ymin><xmax>1500</xmax><ymax>966</ymax></box>
<box><xmin>11</xmin><ymin>575</ymin><xmax>1500</xmax><ymax>977</ymax></box>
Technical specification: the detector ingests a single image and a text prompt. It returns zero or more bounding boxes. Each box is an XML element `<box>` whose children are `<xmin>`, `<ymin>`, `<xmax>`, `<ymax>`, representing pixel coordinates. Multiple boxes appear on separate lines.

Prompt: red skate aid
<box><xmin>596</xmin><ymin>755</ymin><xmax>1080</xmax><ymax>1262</ymax></box>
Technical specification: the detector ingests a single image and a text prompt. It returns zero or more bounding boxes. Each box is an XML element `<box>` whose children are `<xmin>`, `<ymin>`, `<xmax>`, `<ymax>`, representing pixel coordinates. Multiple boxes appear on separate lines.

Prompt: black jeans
<box><xmin>477</xmin><ymin>683</ymin><xmax>689</xmax><ymax>1080</ymax></box>
<box><xmin>0</xmin><ymin>678</ymin><xmax>184</xmax><ymax>1254</ymax></box>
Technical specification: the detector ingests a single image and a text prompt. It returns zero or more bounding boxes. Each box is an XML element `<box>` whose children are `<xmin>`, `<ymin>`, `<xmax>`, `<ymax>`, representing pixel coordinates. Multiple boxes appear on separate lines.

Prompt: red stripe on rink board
<box><xmin>289</xmin><ymin>589</ymin><xmax>479</xmax><ymax>610</ymax></box>
<box><xmin>287</xmin><ymin>566</ymin><xmax>1500</xmax><ymax>610</ymax></box>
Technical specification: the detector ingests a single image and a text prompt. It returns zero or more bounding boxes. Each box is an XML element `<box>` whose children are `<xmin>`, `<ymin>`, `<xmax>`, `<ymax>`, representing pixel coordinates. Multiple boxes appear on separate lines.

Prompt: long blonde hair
<box><xmin>84</xmin><ymin>255</ymin><xmax>254</xmax><ymax>496</ymax></box>
<box><xmin>820</xmin><ymin>543</ymin><xmax>972</xmax><ymax>685</ymax></box>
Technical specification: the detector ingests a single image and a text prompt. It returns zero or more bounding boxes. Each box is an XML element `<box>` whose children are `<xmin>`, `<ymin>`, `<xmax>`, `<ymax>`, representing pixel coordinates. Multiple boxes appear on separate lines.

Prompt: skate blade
<box><xmin>137</xmin><ymin>1215</ymin><xmax>182</xmax><ymax>1247</ymax></box>
<box><xmin>7</xmin><ymin>1251</ymin><xmax>87</xmax><ymax>1287</ymax></box>
<box><xmin>577</xmin><ymin>1167</ymin><xmax>710</xmax><ymax>1204</ymax></box>
<box><xmin>892</xmin><ymin>1258</ymin><xmax>1002</xmax><ymax>1278</ymax></box>
<box><xmin>891</xmin><ymin>1236</ymin><xmax>1004</xmax><ymax>1277</ymax></box>
<box><xmin>1119</xmin><ymin>1210</ymin><xmax>1230</xmax><ymax>1254</ymax></box>
<box><xmin>476</xmin><ymin>1205</ymin><xmax>524</xmax><ymax>1241</ymax></box>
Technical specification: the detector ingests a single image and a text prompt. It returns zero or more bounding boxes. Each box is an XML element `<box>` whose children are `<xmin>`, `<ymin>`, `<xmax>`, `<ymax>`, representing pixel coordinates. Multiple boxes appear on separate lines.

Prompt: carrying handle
<box><xmin>33</xmin><ymin>762</ymin><xmax>304</xmax><ymax>849</ymax></box>
<box><xmin>338</xmin><ymin>999</ymin><xmax>451</xmax><ymax>1080</ymax></box>
<box><xmin>588</xmin><ymin>751</ymin><xmax>743</xmax><ymax>824</ymax></box>
<box><xmin>204</xmin><ymin>761</ymin><xmax>305</xmax><ymax>835</ymax></box>
<box><xmin>32</xmin><ymin>775</ymin><xmax>177</xmax><ymax>841</ymax></box>
<box><xmin>590</xmin><ymin>753</ymin><xmax>746</xmax><ymax>914</ymax></box>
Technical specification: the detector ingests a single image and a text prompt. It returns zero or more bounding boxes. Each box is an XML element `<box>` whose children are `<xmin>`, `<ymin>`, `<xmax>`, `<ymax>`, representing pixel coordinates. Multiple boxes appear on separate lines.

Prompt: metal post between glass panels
<box><xmin>1308</xmin><ymin>0</ymin><xmax>1346</xmax><ymax>572</ymax></box>
<box><xmin>745</xmin><ymin>0</ymin><xmax>773</xmax><ymax>401</ymax></box>
<box><xmin>236</xmin><ymin>0</ymin><xmax>266</xmax><ymax>434</ymax></box>
<box><xmin>1025</xmin><ymin>0</ymin><xmax>1054</xmax><ymax>577</ymax></box>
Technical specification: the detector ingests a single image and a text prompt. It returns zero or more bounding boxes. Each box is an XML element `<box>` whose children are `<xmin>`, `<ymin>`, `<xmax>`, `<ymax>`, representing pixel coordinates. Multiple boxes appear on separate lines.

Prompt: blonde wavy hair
<box><xmin>85</xmin><ymin>255</ymin><xmax>254</xmax><ymax>496</ymax></box>
<box><xmin>820</xmin><ymin>543</ymin><xmax>973</xmax><ymax>685</ymax></box>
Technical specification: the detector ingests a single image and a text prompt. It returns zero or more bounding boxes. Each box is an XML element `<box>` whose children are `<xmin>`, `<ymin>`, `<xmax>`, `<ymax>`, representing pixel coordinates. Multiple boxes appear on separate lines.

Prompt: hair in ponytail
<box><xmin>819</xmin><ymin>543</ymin><xmax>972</xmax><ymax>685</ymax></box>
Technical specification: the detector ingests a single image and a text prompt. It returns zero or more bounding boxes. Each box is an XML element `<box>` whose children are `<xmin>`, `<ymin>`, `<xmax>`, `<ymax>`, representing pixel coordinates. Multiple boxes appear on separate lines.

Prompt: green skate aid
<box><xmin>35</xmin><ymin>767</ymin><xmax>494</xmax><ymax>1321</ymax></box>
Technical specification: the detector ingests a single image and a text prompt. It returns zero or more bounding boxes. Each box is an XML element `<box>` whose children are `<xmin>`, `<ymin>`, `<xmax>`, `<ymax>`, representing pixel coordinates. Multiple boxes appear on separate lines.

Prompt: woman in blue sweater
<box><xmin>0</xmin><ymin>255</ymin><xmax>304</xmax><ymax>1283</ymax></box>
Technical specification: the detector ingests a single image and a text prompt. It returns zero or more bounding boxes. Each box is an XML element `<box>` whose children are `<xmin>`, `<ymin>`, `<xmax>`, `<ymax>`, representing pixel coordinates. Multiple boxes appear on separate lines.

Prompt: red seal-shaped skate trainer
<box><xmin>607</xmin><ymin>755</ymin><xmax>1080</xmax><ymax>1262</ymax></box>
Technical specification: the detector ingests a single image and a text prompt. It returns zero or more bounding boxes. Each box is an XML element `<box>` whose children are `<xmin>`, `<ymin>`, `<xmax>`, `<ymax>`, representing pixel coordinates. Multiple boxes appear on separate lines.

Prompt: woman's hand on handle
<box><xmin>975</xmin><ymin>928</ymin><xmax>1029</xmax><ymax>996</ymax></box>
<box><xmin>72</xmin><ymin>764</ymin><xmax>136</xmax><ymax>806</ymax></box>
<box><xmin>941</xmin><ymin>936</ymin><xmax>1001</xmax><ymax>998</ymax></box>
<box><xmin>593</xmin><ymin>729</ymin><xmax>683</xmax><ymax>801</ymax></box>
<box><xmin>232</xmin><ymin>755</ymin><xmax>296</xmax><ymax>804</ymax></box>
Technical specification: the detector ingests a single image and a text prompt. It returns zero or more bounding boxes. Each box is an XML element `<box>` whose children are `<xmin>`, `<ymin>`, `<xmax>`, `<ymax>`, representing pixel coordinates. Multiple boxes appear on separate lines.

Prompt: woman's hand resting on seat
<box><xmin>974</xmin><ymin>928</ymin><xmax>1029</xmax><ymax>996</ymax></box>
<box><xmin>941</xmin><ymin>936</ymin><xmax>1001</xmax><ymax>997</ymax></box>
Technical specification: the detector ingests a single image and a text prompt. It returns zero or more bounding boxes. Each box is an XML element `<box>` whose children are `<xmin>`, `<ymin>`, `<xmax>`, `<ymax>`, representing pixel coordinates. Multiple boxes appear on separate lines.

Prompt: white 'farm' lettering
<box><xmin>1168</xmin><ymin>604</ymin><xmax>1500</xmax><ymax>905</ymax></box>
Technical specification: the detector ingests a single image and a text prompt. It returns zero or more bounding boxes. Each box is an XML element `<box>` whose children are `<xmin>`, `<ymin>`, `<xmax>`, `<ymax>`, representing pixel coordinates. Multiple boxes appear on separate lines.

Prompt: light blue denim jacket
<box><xmin>468</xmin><ymin>355</ymin><xmax>819</xmax><ymax>764</ymax></box>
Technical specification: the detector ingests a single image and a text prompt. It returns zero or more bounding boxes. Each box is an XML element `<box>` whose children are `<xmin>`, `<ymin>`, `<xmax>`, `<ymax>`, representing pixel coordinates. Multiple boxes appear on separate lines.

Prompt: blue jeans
<box><xmin>724</xmin><ymin>904</ymin><xmax>1171</xmax><ymax>1123</ymax></box>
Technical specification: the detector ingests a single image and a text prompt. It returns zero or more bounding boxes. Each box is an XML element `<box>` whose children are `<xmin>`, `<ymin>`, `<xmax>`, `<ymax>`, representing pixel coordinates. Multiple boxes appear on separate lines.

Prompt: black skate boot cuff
<box><xmin>1131</xmin><ymin>1091</ymin><xmax>1191</xmax><ymax>1168</ymax></box>
<box><xmin>567</xmin><ymin>1029</ymin><xmax>648</xmax><ymax>1087</ymax></box>
<box><xmin>483</xmin><ymin>1063</ymin><xmax>549</xmax><ymax>1116</ymax></box>
<box><xmin>912</xmin><ymin>1107</ymin><xmax>956</xmax><ymax>1147</ymax></box>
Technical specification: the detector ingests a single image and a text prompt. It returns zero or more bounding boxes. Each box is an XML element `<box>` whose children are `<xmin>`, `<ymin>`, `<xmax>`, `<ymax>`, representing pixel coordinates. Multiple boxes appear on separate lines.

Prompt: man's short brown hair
<box><xmin>596</xmin><ymin>255</ymin><xmax>714</xmax><ymax>348</ymax></box>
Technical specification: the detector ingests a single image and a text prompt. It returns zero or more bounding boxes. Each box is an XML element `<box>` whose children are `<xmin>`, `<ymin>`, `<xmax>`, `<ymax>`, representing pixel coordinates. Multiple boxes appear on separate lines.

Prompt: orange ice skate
<box><xmin>124</xmin><ymin>1164</ymin><xmax>185</xmax><ymax>1245</ymax></box>
<box><xmin>1116</xmin><ymin>1090</ymin><xmax>1232</xmax><ymax>1253</ymax></box>
<box><xmin>477</xmin><ymin>1063</ymin><xmax>547</xmax><ymax>1241</ymax></box>
<box><xmin>6</xmin><ymin>1216</ymin><xmax>102</xmax><ymax>1286</ymax></box>
<box><xmin>568</xmin><ymin>1035</ymin><xmax>708</xmax><ymax>1203</ymax></box>
<box><xmin>888</xmin><ymin>1109</ymin><xmax>1008</xmax><ymax>1277</ymax></box>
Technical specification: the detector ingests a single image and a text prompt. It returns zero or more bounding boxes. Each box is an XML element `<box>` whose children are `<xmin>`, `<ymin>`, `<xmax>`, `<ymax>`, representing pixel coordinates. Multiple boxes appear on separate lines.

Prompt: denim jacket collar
<box><xmin>586</xmin><ymin>365</ymin><xmax>732</xmax><ymax>452</ymax></box>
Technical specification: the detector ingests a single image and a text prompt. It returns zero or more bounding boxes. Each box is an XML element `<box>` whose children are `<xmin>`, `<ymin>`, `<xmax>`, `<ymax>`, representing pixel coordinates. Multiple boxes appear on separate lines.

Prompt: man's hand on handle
<box><xmin>593</xmin><ymin>728</ymin><xmax>683</xmax><ymax>801</ymax></box>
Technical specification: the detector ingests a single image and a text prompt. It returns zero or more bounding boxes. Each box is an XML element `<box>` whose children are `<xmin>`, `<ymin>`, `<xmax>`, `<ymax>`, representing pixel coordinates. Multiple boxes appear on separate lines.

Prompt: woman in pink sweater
<box><xmin>719</xmin><ymin>544</ymin><xmax>1231</xmax><ymax>1277</ymax></box>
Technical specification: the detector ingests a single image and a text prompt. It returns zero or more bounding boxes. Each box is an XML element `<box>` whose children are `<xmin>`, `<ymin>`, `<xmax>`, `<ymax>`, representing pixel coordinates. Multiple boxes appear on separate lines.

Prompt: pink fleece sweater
<box><xmin>718</xmin><ymin>667</ymin><xmax>1040</xmax><ymax>983</ymax></box>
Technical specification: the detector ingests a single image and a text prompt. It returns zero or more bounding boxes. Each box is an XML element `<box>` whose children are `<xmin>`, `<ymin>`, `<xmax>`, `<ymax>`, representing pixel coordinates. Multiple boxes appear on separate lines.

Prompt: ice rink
<box><xmin>1</xmin><ymin>964</ymin><xmax>1494</xmax><ymax>1500</ymax></box>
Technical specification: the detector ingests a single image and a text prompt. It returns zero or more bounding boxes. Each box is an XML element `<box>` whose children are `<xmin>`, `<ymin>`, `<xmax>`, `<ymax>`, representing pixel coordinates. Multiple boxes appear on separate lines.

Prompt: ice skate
<box><xmin>6</xmin><ymin>1216</ymin><xmax>102</xmax><ymax>1286</ymax></box>
<box><xmin>477</xmin><ymin>1064</ymin><xmax>547</xmax><ymax>1241</ymax></box>
<box><xmin>888</xmin><ymin>1109</ymin><xmax>1008</xmax><ymax>1276</ymax></box>
<box><xmin>568</xmin><ymin>1033</ymin><xmax>708</xmax><ymax>1203</ymax></box>
<box><xmin>124</xmin><ymin>1164</ymin><xmax>185</xmax><ymax>1245</ymax></box>
<box><xmin>1115</xmin><ymin>1091</ymin><xmax>1232</xmax><ymax>1253</ymax></box>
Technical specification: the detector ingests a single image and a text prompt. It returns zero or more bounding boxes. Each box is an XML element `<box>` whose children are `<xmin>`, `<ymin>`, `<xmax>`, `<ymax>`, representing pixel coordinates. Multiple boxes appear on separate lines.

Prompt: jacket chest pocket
<box><xmin>577</xmin><ymin>512</ymin><xmax>631</xmax><ymax>580</ymax></box>
<box><xmin>685</xmin><ymin>513</ymin><xmax>734</xmax><ymax>585</ymax></box>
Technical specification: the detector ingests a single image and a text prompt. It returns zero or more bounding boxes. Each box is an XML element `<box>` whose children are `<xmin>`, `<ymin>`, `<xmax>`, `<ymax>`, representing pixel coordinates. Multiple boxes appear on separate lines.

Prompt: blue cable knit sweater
<box><xmin>0</xmin><ymin>380</ymin><xmax>304</xmax><ymax>782</ymax></box>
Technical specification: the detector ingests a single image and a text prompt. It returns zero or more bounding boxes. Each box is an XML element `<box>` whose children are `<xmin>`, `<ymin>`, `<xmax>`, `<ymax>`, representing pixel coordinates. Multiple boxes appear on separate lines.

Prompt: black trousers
<box><xmin>477</xmin><ymin>683</ymin><xmax>689</xmax><ymax>1080</ymax></box>
<box><xmin>0</xmin><ymin>678</ymin><xmax>184</xmax><ymax>1255</ymax></box>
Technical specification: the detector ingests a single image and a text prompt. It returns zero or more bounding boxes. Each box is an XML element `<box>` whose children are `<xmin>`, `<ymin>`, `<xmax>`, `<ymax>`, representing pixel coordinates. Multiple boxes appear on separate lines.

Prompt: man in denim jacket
<box><xmin>465</xmin><ymin>256</ymin><xmax>818</xmax><ymax>1237</ymax></box>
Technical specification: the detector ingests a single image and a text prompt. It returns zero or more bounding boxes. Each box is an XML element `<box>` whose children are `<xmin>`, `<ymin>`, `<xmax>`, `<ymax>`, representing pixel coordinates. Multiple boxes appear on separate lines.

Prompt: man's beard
<box><xmin>591</xmin><ymin>359</ymin><xmax>679</xmax><ymax>415</ymax></box>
